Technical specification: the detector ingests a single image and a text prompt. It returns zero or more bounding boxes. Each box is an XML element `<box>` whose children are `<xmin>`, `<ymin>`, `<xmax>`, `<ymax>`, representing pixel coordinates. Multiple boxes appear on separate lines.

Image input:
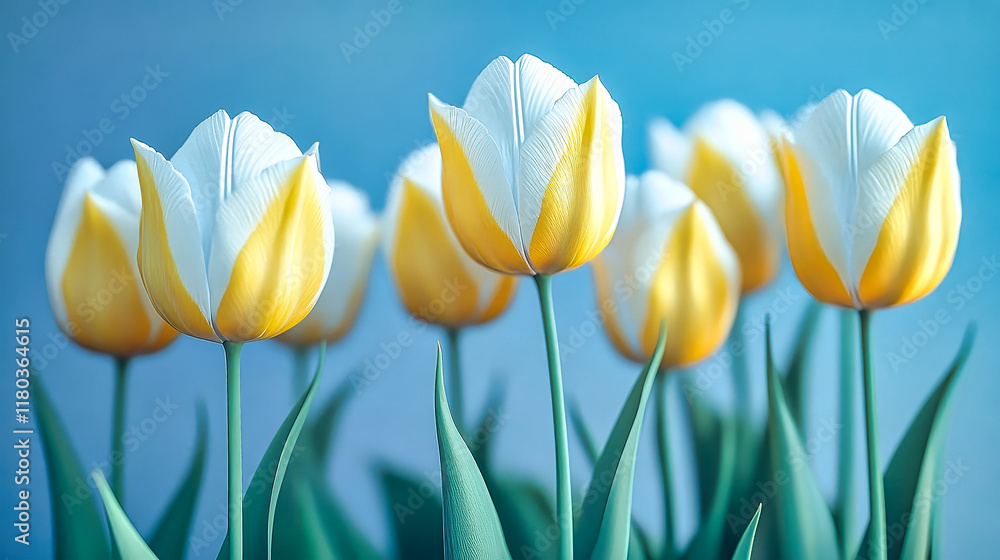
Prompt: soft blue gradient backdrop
<box><xmin>2</xmin><ymin>0</ymin><xmax>998</xmax><ymax>557</ymax></box>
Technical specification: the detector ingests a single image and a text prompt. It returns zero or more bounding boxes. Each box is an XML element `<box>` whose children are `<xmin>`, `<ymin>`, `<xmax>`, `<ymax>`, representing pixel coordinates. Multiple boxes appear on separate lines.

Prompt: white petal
<box><xmin>170</xmin><ymin>110</ymin><xmax>231</xmax><ymax>256</ymax></box>
<box><xmin>647</xmin><ymin>117</ymin><xmax>690</xmax><ymax>180</ymax></box>
<box><xmin>227</xmin><ymin>112</ymin><xmax>304</xmax><ymax>191</ymax></box>
<box><xmin>428</xmin><ymin>95</ymin><xmax>526</xmax><ymax>258</ymax></box>
<box><xmin>45</xmin><ymin>158</ymin><xmax>105</xmax><ymax>331</ymax></box>
<box><xmin>852</xmin><ymin>89</ymin><xmax>913</xmax><ymax>175</ymax></box>
<box><xmin>462</xmin><ymin>54</ymin><xmax>576</xmax><ymax>197</ymax></box>
<box><xmin>382</xmin><ymin>143</ymin><xmax>443</xmax><ymax>261</ymax></box>
<box><xmin>131</xmin><ymin>139</ymin><xmax>213</xmax><ymax>325</ymax></box>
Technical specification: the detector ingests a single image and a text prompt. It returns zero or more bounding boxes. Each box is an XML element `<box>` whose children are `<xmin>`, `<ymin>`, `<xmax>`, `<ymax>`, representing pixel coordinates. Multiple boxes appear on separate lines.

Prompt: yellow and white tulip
<box><xmin>593</xmin><ymin>171</ymin><xmax>740</xmax><ymax>368</ymax></box>
<box><xmin>780</xmin><ymin>89</ymin><xmax>961</xmax><ymax>309</ymax></box>
<box><xmin>429</xmin><ymin>53</ymin><xmax>625</xmax><ymax>276</ymax></box>
<box><xmin>278</xmin><ymin>181</ymin><xmax>379</xmax><ymax>347</ymax></box>
<box><xmin>131</xmin><ymin>110</ymin><xmax>336</xmax><ymax>343</ymax></box>
<box><xmin>384</xmin><ymin>144</ymin><xmax>516</xmax><ymax>327</ymax></box>
<box><xmin>649</xmin><ymin>100</ymin><xmax>784</xmax><ymax>292</ymax></box>
<box><xmin>46</xmin><ymin>158</ymin><xmax>179</xmax><ymax>357</ymax></box>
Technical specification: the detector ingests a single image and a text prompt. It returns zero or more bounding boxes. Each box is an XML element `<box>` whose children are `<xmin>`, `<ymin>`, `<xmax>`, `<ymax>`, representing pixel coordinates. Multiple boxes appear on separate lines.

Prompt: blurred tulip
<box><xmin>46</xmin><ymin>158</ymin><xmax>178</xmax><ymax>357</ymax></box>
<box><xmin>429</xmin><ymin>53</ymin><xmax>625</xmax><ymax>276</ymax></box>
<box><xmin>649</xmin><ymin>100</ymin><xmax>784</xmax><ymax>292</ymax></box>
<box><xmin>383</xmin><ymin>144</ymin><xmax>516</xmax><ymax>327</ymax></box>
<box><xmin>780</xmin><ymin>89</ymin><xmax>961</xmax><ymax>309</ymax></box>
<box><xmin>593</xmin><ymin>171</ymin><xmax>741</xmax><ymax>368</ymax></box>
<box><xmin>277</xmin><ymin>181</ymin><xmax>379</xmax><ymax>347</ymax></box>
<box><xmin>131</xmin><ymin>109</ymin><xmax>336</xmax><ymax>343</ymax></box>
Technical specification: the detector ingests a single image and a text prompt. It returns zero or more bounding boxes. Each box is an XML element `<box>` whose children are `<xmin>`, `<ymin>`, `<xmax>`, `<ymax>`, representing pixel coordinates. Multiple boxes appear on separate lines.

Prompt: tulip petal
<box><xmin>132</xmin><ymin>139</ymin><xmax>217</xmax><ymax>341</ymax></box>
<box><xmin>781</xmin><ymin>138</ymin><xmax>855</xmax><ymax>307</ymax></box>
<box><xmin>463</xmin><ymin>54</ymin><xmax>576</xmax><ymax>186</ymax></box>
<box><xmin>640</xmin><ymin>203</ymin><xmax>739</xmax><ymax>366</ymax></box>
<box><xmin>857</xmin><ymin>118</ymin><xmax>960</xmax><ymax>308</ymax></box>
<box><xmin>211</xmin><ymin>154</ymin><xmax>333</xmax><ymax>341</ymax></box>
<box><xmin>429</xmin><ymin>95</ymin><xmax>531</xmax><ymax>274</ymax></box>
<box><xmin>60</xmin><ymin>195</ymin><xmax>154</xmax><ymax>356</ymax></box>
<box><xmin>520</xmin><ymin>76</ymin><xmax>625</xmax><ymax>274</ymax></box>
<box><xmin>647</xmin><ymin>118</ymin><xmax>690</xmax><ymax>180</ymax></box>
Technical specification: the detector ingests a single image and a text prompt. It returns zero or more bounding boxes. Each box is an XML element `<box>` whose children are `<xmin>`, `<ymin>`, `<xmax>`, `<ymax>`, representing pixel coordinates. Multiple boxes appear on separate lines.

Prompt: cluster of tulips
<box><xmin>40</xmin><ymin>52</ymin><xmax>967</xmax><ymax>560</ymax></box>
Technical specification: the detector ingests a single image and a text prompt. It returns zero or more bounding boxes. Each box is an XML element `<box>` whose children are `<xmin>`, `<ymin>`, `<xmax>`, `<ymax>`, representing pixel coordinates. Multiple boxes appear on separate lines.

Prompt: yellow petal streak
<box><xmin>640</xmin><ymin>207</ymin><xmax>738</xmax><ymax>368</ymax></box>
<box><xmin>215</xmin><ymin>160</ymin><xmax>328</xmax><ymax>341</ymax></box>
<box><xmin>686</xmin><ymin>138</ymin><xmax>779</xmax><ymax>292</ymax></box>
<box><xmin>528</xmin><ymin>83</ymin><xmax>622</xmax><ymax>274</ymax></box>
<box><xmin>63</xmin><ymin>196</ymin><xmax>152</xmax><ymax>356</ymax></box>
<box><xmin>781</xmin><ymin>142</ymin><xmax>855</xmax><ymax>307</ymax></box>
<box><xmin>431</xmin><ymin>111</ymin><xmax>531</xmax><ymax>275</ymax></box>
<box><xmin>392</xmin><ymin>179</ymin><xmax>484</xmax><ymax>327</ymax></box>
<box><xmin>135</xmin><ymin>153</ymin><xmax>217</xmax><ymax>340</ymax></box>
<box><xmin>859</xmin><ymin>120</ymin><xmax>960</xmax><ymax>308</ymax></box>
<box><xmin>478</xmin><ymin>276</ymin><xmax>517</xmax><ymax>324</ymax></box>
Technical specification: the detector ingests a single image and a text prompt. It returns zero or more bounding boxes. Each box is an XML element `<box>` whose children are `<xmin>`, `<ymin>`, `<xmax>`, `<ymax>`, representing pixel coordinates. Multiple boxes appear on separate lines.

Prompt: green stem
<box><xmin>655</xmin><ymin>372</ymin><xmax>675</xmax><ymax>560</ymax></box>
<box><xmin>292</xmin><ymin>346</ymin><xmax>310</xmax><ymax>398</ymax></box>
<box><xmin>110</xmin><ymin>357</ymin><xmax>129</xmax><ymax>503</ymax></box>
<box><xmin>838</xmin><ymin>309</ymin><xmax>857</xmax><ymax>559</ymax></box>
<box><xmin>224</xmin><ymin>341</ymin><xmax>244</xmax><ymax>560</ymax></box>
<box><xmin>534</xmin><ymin>274</ymin><xmax>573</xmax><ymax>560</ymax></box>
<box><xmin>445</xmin><ymin>328</ymin><xmax>465</xmax><ymax>437</ymax></box>
<box><xmin>859</xmin><ymin>310</ymin><xmax>885</xmax><ymax>560</ymax></box>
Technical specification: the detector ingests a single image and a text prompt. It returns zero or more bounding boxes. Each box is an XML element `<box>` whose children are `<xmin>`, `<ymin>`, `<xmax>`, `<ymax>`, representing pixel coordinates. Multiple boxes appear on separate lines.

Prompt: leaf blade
<box><xmin>93</xmin><ymin>470</ymin><xmax>158</xmax><ymax>560</ymax></box>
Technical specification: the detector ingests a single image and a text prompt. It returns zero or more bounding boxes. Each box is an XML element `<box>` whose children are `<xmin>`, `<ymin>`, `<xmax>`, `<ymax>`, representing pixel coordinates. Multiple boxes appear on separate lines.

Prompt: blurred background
<box><xmin>1</xmin><ymin>0</ymin><xmax>998</xmax><ymax>557</ymax></box>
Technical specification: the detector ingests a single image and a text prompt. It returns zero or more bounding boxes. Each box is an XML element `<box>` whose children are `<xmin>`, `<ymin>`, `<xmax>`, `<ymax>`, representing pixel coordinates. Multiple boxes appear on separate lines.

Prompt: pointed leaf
<box><xmin>434</xmin><ymin>345</ymin><xmax>512</xmax><ymax>559</ymax></box>
<box><xmin>682</xmin><ymin>413</ymin><xmax>737</xmax><ymax>560</ymax></box>
<box><xmin>150</xmin><ymin>403</ymin><xmax>209</xmax><ymax>559</ymax></box>
<box><xmin>855</xmin><ymin>326</ymin><xmax>975</xmax><ymax>560</ymax></box>
<box><xmin>574</xmin><ymin>324</ymin><xmax>667</xmax><ymax>559</ymax></box>
<box><xmin>309</xmin><ymin>377</ymin><xmax>353</xmax><ymax>465</ymax></box>
<box><xmin>380</xmin><ymin>466</ymin><xmax>445</xmax><ymax>559</ymax></box>
<box><xmin>218</xmin><ymin>342</ymin><xmax>327</xmax><ymax>560</ymax></box>
<box><xmin>731</xmin><ymin>505</ymin><xmax>761</xmax><ymax>560</ymax></box>
<box><xmin>485</xmin><ymin>475</ymin><xmax>558</xmax><ymax>560</ymax></box>
<box><xmin>93</xmin><ymin>471</ymin><xmax>158</xmax><ymax>559</ymax></box>
<box><xmin>35</xmin><ymin>373</ymin><xmax>111</xmax><ymax>559</ymax></box>
<box><xmin>766</xmin><ymin>320</ymin><xmax>839</xmax><ymax>560</ymax></box>
<box><xmin>782</xmin><ymin>301</ymin><xmax>823</xmax><ymax>433</ymax></box>
<box><xmin>685</xmin><ymin>390</ymin><xmax>726</xmax><ymax>517</ymax></box>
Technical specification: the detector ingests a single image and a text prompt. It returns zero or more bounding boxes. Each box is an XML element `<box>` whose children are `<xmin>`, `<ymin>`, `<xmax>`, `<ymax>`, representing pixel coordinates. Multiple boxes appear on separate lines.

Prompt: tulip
<box><xmin>278</xmin><ymin>180</ymin><xmax>379</xmax><ymax>347</ymax></box>
<box><xmin>592</xmin><ymin>171</ymin><xmax>740</xmax><ymax>369</ymax></box>
<box><xmin>45</xmin><ymin>157</ymin><xmax>179</xmax><ymax>502</ymax></box>
<box><xmin>132</xmin><ymin>109</ymin><xmax>335</xmax><ymax>560</ymax></box>
<box><xmin>383</xmin><ymin>143</ymin><xmax>516</xmax><ymax>431</ymax></box>
<box><xmin>428</xmin><ymin>53</ymin><xmax>625</xmax><ymax>559</ymax></box>
<box><xmin>592</xmin><ymin>170</ymin><xmax>739</xmax><ymax>554</ymax></box>
<box><xmin>648</xmin><ymin>99</ymin><xmax>784</xmax><ymax>292</ymax></box>
<box><xmin>780</xmin><ymin>89</ymin><xmax>961</xmax><ymax>560</ymax></box>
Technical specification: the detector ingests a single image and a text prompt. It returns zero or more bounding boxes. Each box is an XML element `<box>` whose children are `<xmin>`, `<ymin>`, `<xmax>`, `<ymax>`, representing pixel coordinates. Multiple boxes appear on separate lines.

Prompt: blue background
<box><xmin>2</xmin><ymin>0</ymin><xmax>998</xmax><ymax>557</ymax></box>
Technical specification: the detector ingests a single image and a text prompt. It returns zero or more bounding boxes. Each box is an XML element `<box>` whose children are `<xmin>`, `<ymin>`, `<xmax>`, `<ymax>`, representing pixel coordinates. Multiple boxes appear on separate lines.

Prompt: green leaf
<box><xmin>782</xmin><ymin>300</ymin><xmax>823</xmax><ymax>433</ymax></box>
<box><xmin>682</xmin><ymin>412</ymin><xmax>737</xmax><ymax>560</ymax></box>
<box><xmin>309</xmin><ymin>378</ymin><xmax>352</xmax><ymax>465</ymax></box>
<box><xmin>93</xmin><ymin>470</ymin><xmax>158</xmax><ymax>559</ymax></box>
<box><xmin>379</xmin><ymin>466</ymin><xmax>444</xmax><ymax>559</ymax></box>
<box><xmin>149</xmin><ymin>402</ymin><xmax>209</xmax><ymax>559</ymax></box>
<box><xmin>765</xmin><ymin>320</ymin><xmax>839</xmax><ymax>560</ymax></box>
<box><xmin>34</xmin><ymin>372</ymin><xmax>111</xmax><ymax>559</ymax></box>
<box><xmin>434</xmin><ymin>345</ymin><xmax>512</xmax><ymax>559</ymax></box>
<box><xmin>731</xmin><ymin>504</ymin><xmax>761</xmax><ymax>560</ymax></box>
<box><xmin>684</xmin><ymin>390</ymin><xmax>726</xmax><ymax>519</ymax></box>
<box><xmin>484</xmin><ymin>475</ymin><xmax>557</xmax><ymax>560</ymax></box>
<box><xmin>855</xmin><ymin>325</ymin><xmax>975</xmax><ymax>560</ymax></box>
<box><xmin>218</xmin><ymin>343</ymin><xmax>327</xmax><ymax>560</ymax></box>
<box><xmin>574</xmin><ymin>324</ymin><xmax>667</xmax><ymax>559</ymax></box>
